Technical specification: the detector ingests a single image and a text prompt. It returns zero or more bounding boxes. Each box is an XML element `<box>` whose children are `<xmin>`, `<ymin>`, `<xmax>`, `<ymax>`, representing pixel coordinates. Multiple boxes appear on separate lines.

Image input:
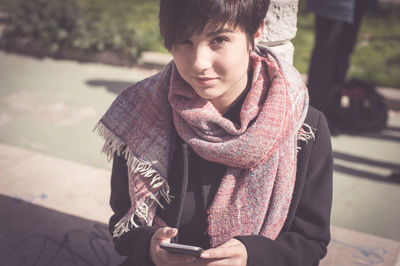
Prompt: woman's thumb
<box><xmin>164</xmin><ymin>227</ymin><xmax>178</xmax><ymax>237</ymax></box>
<box><xmin>155</xmin><ymin>227</ymin><xmax>178</xmax><ymax>241</ymax></box>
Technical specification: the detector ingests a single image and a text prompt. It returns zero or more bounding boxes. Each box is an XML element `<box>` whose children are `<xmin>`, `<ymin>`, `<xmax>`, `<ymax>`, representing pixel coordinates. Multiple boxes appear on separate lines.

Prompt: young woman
<box><xmin>95</xmin><ymin>0</ymin><xmax>333</xmax><ymax>265</ymax></box>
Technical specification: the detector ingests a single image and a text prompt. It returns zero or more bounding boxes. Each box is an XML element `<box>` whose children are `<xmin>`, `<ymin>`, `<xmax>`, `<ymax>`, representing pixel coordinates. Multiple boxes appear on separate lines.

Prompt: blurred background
<box><xmin>0</xmin><ymin>0</ymin><xmax>399</xmax><ymax>265</ymax></box>
<box><xmin>0</xmin><ymin>0</ymin><xmax>399</xmax><ymax>87</ymax></box>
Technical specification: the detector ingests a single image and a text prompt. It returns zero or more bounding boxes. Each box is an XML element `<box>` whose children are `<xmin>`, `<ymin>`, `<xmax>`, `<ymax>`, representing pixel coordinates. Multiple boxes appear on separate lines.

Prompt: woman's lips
<box><xmin>193</xmin><ymin>76</ymin><xmax>218</xmax><ymax>86</ymax></box>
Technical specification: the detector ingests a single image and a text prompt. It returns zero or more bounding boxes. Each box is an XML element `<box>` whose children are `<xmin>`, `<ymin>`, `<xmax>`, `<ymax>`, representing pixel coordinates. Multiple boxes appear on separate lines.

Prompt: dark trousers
<box><xmin>307</xmin><ymin>0</ymin><xmax>368</xmax><ymax>121</ymax></box>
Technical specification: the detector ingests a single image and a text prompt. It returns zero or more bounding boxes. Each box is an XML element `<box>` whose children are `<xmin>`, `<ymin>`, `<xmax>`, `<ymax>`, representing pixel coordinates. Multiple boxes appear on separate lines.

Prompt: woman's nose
<box><xmin>192</xmin><ymin>45</ymin><xmax>212</xmax><ymax>72</ymax></box>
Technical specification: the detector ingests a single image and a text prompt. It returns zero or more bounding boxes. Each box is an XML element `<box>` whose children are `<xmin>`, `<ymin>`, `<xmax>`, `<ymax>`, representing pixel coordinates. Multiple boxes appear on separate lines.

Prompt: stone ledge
<box><xmin>321</xmin><ymin>226</ymin><xmax>400</xmax><ymax>266</ymax></box>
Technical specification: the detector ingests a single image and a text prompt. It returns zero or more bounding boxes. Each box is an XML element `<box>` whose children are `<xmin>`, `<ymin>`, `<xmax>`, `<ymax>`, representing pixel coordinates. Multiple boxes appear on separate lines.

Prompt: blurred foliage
<box><xmin>0</xmin><ymin>0</ymin><xmax>164</xmax><ymax>62</ymax></box>
<box><xmin>1</xmin><ymin>0</ymin><xmax>79</xmax><ymax>54</ymax></box>
<box><xmin>0</xmin><ymin>0</ymin><xmax>399</xmax><ymax>87</ymax></box>
<box><xmin>293</xmin><ymin>0</ymin><xmax>400</xmax><ymax>88</ymax></box>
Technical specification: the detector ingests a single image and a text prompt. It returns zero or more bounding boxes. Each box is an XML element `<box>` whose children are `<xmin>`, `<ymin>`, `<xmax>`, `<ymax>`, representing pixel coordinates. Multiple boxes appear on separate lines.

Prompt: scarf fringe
<box><xmin>94</xmin><ymin>122</ymin><xmax>172</xmax><ymax>238</ymax></box>
<box><xmin>297</xmin><ymin>123</ymin><xmax>315</xmax><ymax>150</ymax></box>
<box><xmin>112</xmin><ymin>197</ymin><xmax>158</xmax><ymax>238</ymax></box>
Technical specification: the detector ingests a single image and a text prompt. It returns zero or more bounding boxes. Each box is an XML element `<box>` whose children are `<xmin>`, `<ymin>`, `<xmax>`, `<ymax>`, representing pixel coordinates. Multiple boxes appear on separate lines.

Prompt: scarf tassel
<box><xmin>94</xmin><ymin>122</ymin><xmax>172</xmax><ymax>238</ymax></box>
<box><xmin>297</xmin><ymin>123</ymin><xmax>315</xmax><ymax>151</ymax></box>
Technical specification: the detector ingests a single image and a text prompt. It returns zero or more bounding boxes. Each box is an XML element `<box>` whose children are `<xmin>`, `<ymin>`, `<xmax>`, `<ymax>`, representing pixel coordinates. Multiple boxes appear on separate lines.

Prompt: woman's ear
<box><xmin>253</xmin><ymin>21</ymin><xmax>265</xmax><ymax>47</ymax></box>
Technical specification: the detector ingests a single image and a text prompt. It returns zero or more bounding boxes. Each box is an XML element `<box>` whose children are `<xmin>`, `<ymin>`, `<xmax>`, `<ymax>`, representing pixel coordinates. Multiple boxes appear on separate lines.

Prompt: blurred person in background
<box><xmin>305</xmin><ymin>0</ymin><xmax>373</xmax><ymax>135</ymax></box>
<box><xmin>96</xmin><ymin>0</ymin><xmax>333</xmax><ymax>265</ymax></box>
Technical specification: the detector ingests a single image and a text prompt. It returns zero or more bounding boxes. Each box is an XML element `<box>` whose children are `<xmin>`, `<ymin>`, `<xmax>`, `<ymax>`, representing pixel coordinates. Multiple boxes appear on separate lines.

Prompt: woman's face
<box><xmin>172</xmin><ymin>23</ymin><xmax>262</xmax><ymax>113</ymax></box>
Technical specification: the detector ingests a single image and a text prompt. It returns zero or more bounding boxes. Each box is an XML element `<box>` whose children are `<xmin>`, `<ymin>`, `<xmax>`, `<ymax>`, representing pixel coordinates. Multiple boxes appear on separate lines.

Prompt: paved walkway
<box><xmin>0</xmin><ymin>51</ymin><xmax>399</xmax><ymax>265</ymax></box>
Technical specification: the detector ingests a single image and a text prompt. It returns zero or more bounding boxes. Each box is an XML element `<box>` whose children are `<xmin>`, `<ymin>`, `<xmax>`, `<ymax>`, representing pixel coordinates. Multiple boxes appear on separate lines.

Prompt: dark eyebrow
<box><xmin>206</xmin><ymin>28</ymin><xmax>234</xmax><ymax>37</ymax></box>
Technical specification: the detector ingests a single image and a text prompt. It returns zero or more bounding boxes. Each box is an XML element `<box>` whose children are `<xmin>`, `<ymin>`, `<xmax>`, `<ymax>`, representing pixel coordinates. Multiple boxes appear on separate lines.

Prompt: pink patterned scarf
<box><xmin>95</xmin><ymin>47</ymin><xmax>310</xmax><ymax>247</ymax></box>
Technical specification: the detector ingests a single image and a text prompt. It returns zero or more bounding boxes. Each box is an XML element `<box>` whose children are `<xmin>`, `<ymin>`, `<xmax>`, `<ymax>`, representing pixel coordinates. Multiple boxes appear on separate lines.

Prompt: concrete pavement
<box><xmin>1</xmin><ymin>142</ymin><xmax>399</xmax><ymax>266</ymax></box>
<box><xmin>0</xmin><ymin>50</ymin><xmax>400</xmax><ymax>265</ymax></box>
<box><xmin>0</xmin><ymin>143</ymin><xmax>124</xmax><ymax>265</ymax></box>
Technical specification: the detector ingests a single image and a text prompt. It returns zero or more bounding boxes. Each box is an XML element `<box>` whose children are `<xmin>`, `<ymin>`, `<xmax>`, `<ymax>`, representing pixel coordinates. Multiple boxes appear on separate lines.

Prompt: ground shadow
<box><xmin>339</xmin><ymin>125</ymin><xmax>400</xmax><ymax>142</ymax></box>
<box><xmin>0</xmin><ymin>194</ymin><xmax>125</xmax><ymax>266</ymax></box>
<box><xmin>333</xmin><ymin>164</ymin><xmax>398</xmax><ymax>183</ymax></box>
<box><xmin>333</xmin><ymin>151</ymin><xmax>400</xmax><ymax>184</ymax></box>
<box><xmin>86</xmin><ymin>79</ymin><xmax>134</xmax><ymax>94</ymax></box>
<box><xmin>386</xmin><ymin>125</ymin><xmax>400</xmax><ymax>132</ymax></box>
<box><xmin>334</xmin><ymin>151</ymin><xmax>400</xmax><ymax>169</ymax></box>
<box><xmin>0</xmin><ymin>46</ymin><xmax>166</xmax><ymax>71</ymax></box>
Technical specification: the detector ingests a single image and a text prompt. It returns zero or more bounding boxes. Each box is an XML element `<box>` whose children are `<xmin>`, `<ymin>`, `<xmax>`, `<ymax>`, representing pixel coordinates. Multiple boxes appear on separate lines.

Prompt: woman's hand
<box><xmin>198</xmin><ymin>238</ymin><xmax>248</xmax><ymax>266</ymax></box>
<box><xmin>150</xmin><ymin>229</ymin><xmax>247</xmax><ymax>266</ymax></box>
<box><xmin>150</xmin><ymin>227</ymin><xmax>198</xmax><ymax>266</ymax></box>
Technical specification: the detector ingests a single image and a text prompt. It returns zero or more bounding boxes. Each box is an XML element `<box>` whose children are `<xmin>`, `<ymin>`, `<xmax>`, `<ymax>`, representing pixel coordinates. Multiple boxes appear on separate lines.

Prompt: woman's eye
<box><xmin>211</xmin><ymin>36</ymin><xmax>229</xmax><ymax>47</ymax></box>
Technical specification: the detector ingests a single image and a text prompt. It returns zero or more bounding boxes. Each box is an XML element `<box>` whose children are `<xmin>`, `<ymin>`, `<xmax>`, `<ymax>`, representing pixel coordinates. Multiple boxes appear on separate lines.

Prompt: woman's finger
<box><xmin>151</xmin><ymin>227</ymin><xmax>199</xmax><ymax>265</ymax></box>
<box><xmin>153</xmin><ymin>227</ymin><xmax>178</xmax><ymax>242</ymax></box>
<box><xmin>199</xmin><ymin>239</ymin><xmax>247</xmax><ymax>266</ymax></box>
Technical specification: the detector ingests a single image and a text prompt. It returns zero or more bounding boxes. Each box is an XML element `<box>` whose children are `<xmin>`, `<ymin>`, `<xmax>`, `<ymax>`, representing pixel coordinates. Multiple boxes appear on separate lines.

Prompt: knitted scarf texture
<box><xmin>95</xmin><ymin>47</ymin><xmax>311</xmax><ymax>247</ymax></box>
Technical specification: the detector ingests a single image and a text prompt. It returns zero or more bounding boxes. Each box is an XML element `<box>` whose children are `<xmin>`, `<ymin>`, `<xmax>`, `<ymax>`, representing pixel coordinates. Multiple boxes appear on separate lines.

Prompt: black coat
<box><xmin>109</xmin><ymin>106</ymin><xmax>333</xmax><ymax>266</ymax></box>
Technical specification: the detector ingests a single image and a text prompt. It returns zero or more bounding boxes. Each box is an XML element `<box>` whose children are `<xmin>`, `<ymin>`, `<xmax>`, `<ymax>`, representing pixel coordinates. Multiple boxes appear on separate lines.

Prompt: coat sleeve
<box><xmin>109</xmin><ymin>152</ymin><xmax>159</xmax><ymax>266</ymax></box>
<box><xmin>236</xmin><ymin>109</ymin><xmax>333</xmax><ymax>266</ymax></box>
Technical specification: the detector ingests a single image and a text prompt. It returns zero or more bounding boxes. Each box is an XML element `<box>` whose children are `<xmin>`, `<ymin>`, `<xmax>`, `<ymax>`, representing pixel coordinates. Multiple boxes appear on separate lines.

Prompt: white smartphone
<box><xmin>159</xmin><ymin>242</ymin><xmax>204</xmax><ymax>257</ymax></box>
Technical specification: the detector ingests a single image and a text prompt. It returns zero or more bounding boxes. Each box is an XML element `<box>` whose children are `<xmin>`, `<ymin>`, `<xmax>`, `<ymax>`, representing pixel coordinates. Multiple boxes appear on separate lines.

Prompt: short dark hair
<box><xmin>159</xmin><ymin>0</ymin><xmax>270</xmax><ymax>50</ymax></box>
